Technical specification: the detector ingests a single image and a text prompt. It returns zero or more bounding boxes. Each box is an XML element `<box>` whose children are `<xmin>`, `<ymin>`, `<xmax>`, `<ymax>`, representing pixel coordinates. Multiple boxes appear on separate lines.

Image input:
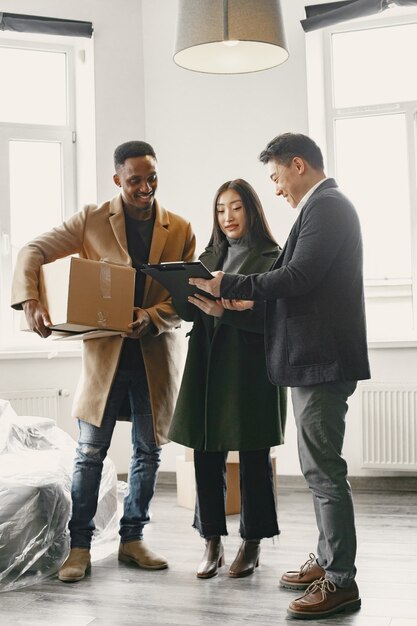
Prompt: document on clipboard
<box><xmin>140</xmin><ymin>261</ymin><xmax>215</xmax><ymax>301</ymax></box>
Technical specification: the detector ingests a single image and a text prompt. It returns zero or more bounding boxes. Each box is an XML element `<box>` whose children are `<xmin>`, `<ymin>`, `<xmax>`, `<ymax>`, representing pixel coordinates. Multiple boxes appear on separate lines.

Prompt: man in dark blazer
<box><xmin>190</xmin><ymin>133</ymin><xmax>370</xmax><ymax>620</ymax></box>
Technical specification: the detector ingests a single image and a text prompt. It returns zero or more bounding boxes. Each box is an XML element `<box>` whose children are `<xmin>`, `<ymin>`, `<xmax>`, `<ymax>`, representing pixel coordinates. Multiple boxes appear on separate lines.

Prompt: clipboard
<box><xmin>140</xmin><ymin>261</ymin><xmax>215</xmax><ymax>301</ymax></box>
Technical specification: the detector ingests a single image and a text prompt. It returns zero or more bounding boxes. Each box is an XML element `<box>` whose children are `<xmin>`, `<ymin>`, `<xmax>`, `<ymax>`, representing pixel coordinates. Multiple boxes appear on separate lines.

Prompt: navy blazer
<box><xmin>221</xmin><ymin>178</ymin><xmax>371</xmax><ymax>387</ymax></box>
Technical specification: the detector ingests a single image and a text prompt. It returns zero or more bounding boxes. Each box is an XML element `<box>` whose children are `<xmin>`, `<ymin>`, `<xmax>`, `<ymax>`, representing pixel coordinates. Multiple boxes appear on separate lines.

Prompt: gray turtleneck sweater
<box><xmin>222</xmin><ymin>236</ymin><xmax>250</xmax><ymax>273</ymax></box>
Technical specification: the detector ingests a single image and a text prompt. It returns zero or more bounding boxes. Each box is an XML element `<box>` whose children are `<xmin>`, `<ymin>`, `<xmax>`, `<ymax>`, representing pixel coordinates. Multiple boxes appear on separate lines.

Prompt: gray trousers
<box><xmin>291</xmin><ymin>380</ymin><xmax>357</xmax><ymax>587</ymax></box>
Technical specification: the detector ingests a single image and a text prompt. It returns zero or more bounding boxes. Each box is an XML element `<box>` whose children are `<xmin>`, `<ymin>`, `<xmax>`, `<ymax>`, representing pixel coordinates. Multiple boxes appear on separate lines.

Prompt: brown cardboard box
<box><xmin>38</xmin><ymin>257</ymin><xmax>135</xmax><ymax>333</ymax></box>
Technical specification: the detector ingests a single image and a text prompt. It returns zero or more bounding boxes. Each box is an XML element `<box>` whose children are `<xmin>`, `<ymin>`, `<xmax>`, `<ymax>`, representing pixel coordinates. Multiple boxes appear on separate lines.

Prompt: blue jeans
<box><xmin>68</xmin><ymin>369</ymin><xmax>161</xmax><ymax>549</ymax></box>
<box><xmin>292</xmin><ymin>381</ymin><xmax>357</xmax><ymax>588</ymax></box>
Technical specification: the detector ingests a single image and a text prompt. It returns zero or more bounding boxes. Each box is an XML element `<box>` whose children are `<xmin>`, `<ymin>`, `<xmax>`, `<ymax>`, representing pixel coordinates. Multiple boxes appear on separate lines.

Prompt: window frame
<box><xmin>0</xmin><ymin>35</ymin><xmax>80</xmax><ymax>352</ymax></box>
<box><xmin>307</xmin><ymin>9</ymin><xmax>417</xmax><ymax>336</ymax></box>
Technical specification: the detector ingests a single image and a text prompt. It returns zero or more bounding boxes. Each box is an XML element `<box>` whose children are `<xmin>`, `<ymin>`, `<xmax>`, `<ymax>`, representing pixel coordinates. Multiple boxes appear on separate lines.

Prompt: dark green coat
<box><xmin>168</xmin><ymin>240</ymin><xmax>287</xmax><ymax>451</ymax></box>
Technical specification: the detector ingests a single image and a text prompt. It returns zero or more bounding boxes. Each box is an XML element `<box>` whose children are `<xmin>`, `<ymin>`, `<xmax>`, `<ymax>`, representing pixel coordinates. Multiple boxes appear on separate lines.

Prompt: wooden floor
<box><xmin>1</xmin><ymin>481</ymin><xmax>417</xmax><ymax>626</ymax></box>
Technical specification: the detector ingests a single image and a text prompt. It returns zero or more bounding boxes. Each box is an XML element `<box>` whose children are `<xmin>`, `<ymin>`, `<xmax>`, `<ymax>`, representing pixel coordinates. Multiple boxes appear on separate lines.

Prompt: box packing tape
<box><xmin>100</xmin><ymin>262</ymin><xmax>112</xmax><ymax>299</ymax></box>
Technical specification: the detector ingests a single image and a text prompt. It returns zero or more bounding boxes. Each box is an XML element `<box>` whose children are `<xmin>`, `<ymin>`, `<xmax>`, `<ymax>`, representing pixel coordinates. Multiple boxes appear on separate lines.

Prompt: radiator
<box><xmin>0</xmin><ymin>389</ymin><xmax>60</xmax><ymax>421</ymax></box>
<box><xmin>360</xmin><ymin>383</ymin><xmax>417</xmax><ymax>471</ymax></box>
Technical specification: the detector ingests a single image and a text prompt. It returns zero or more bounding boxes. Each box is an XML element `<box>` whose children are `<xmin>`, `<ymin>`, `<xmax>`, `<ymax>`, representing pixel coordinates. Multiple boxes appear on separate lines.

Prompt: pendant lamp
<box><xmin>173</xmin><ymin>0</ymin><xmax>289</xmax><ymax>74</ymax></box>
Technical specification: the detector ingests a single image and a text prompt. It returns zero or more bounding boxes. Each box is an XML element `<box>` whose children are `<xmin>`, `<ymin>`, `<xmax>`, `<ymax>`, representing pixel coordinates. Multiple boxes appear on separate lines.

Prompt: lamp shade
<box><xmin>173</xmin><ymin>0</ymin><xmax>289</xmax><ymax>74</ymax></box>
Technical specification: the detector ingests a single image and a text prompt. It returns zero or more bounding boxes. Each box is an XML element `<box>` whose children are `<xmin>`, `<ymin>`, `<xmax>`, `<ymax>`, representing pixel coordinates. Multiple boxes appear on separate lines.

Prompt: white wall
<box><xmin>1</xmin><ymin>0</ymin><xmax>417</xmax><ymax>479</ymax></box>
<box><xmin>141</xmin><ymin>0</ymin><xmax>309</xmax><ymax>475</ymax></box>
<box><xmin>0</xmin><ymin>0</ymin><xmax>146</xmax><ymax>202</ymax></box>
<box><xmin>141</xmin><ymin>0</ymin><xmax>308</xmax><ymax>249</ymax></box>
<box><xmin>0</xmin><ymin>0</ymin><xmax>147</xmax><ymax>470</ymax></box>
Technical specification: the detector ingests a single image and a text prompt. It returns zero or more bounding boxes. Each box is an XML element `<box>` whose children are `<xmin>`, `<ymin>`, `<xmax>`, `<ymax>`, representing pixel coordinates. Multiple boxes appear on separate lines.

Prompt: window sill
<box><xmin>2</xmin><ymin>337</ymin><xmax>417</xmax><ymax>361</ymax></box>
<box><xmin>365</xmin><ymin>280</ymin><xmax>413</xmax><ymax>299</ymax></box>
<box><xmin>0</xmin><ymin>346</ymin><xmax>81</xmax><ymax>360</ymax></box>
<box><xmin>368</xmin><ymin>338</ymin><xmax>417</xmax><ymax>349</ymax></box>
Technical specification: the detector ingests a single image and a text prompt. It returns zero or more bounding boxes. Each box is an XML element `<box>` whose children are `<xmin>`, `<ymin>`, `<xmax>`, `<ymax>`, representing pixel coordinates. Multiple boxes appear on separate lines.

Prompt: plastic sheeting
<box><xmin>0</xmin><ymin>399</ymin><xmax>123</xmax><ymax>592</ymax></box>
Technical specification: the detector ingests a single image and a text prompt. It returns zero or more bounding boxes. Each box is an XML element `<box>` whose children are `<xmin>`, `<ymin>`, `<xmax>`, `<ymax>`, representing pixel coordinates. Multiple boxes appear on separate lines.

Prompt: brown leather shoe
<box><xmin>197</xmin><ymin>537</ymin><xmax>225</xmax><ymax>579</ymax></box>
<box><xmin>228</xmin><ymin>539</ymin><xmax>260</xmax><ymax>578</ymax></box>
<box><xmin>280</xmin><ymin>553</ymin><xmax>325</xmax><ymax>590</ymax></box>
<box><xmin>58</xmin><ymin>547</ymin><xmax>91</xmax><ymax>582</ymax></box>
<box><xmin>118</xmin><ymin>540</ymin><xmax>168</xmax><ymax>570</ymax></box>
<box><xmin>287</xmin><ymin>577</ymin><xmax>361</xmax><ymax>619</ymax></box>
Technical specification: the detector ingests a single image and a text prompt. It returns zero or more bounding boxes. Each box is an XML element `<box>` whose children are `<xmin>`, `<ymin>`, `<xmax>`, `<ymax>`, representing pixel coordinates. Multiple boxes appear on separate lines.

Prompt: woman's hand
<box><xmin>188</xmin><ymin>293</ymin><xmax>224</xmax><ymax>317</ymax></box>
<box><xmin>123</xmin><ymin>307</ymin><xmax>152</xmax><ymax>339</ymax></box>
<box><xmin>221</xmin><ymin>298</ymin><xmax>254</xmax><ymax>311</ymax></box>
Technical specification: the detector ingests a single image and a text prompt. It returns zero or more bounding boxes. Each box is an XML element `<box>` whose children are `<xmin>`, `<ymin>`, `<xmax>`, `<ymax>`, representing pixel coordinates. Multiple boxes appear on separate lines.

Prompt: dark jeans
<box><xmin>193</xmin><ymin>449</ymin><xmax>279</xmax><ymax>540</ymax></box>
<box><xmin>292</xmin><ymin>380</ymin><xmax>358</xmax><ymax>587</ymax></box>
<box><xmin>68</xmin><ymin>369</ymin><xmax>161</xmax><ymax>549</ymax></box>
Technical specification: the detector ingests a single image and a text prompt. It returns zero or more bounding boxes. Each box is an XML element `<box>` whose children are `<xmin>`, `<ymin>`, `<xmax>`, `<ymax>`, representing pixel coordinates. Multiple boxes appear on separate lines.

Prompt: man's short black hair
<box><xmin>114</xmin><ymin>140</ymin><xmax>156</xmax><ymax>170</ymax></box>
<box><xmin>259</xmin><ymin>133</ymin><xmax>324</xmax><ymax>170</ymax></box>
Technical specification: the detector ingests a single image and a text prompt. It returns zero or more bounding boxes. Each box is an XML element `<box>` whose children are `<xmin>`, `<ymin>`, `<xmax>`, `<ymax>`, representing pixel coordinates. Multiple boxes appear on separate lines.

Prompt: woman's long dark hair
<box><xmin>209</xmin><ymin>179</ymin><xmax>278</xmax><ymax>249</ymax></box>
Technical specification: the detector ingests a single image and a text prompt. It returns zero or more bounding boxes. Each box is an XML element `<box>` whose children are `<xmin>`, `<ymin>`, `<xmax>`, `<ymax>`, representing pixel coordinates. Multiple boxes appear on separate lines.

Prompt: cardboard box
<box><xmin>177</xmin><ymin>449</ymin><xmax>277</xmax><ymax>516</ymax></box>
<box><xmin>38</xmin><ymin>257</ymin><xmax>135</xmax><ymax>333</ymax></box>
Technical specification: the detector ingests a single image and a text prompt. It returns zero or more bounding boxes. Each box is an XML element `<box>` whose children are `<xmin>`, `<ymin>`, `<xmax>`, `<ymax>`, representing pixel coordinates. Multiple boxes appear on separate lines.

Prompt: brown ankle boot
<box><xmin>196</xmin><ymin>537</ymin><xmax>225</xmax><ymax>579</ymax></box>
<box><xmin>118</xmin><ymin>540</ymin><xmax>168</xmax><ymax>570</ymax></box>
<box><xmin>58</xmin><ymin>547</ymin><xmax>91</xmax><ymax>582</ymax></box>
<box><xmin>228</xmin><ymin>539</ymin><xmax>260</xmax><ymax>578</ymax></box>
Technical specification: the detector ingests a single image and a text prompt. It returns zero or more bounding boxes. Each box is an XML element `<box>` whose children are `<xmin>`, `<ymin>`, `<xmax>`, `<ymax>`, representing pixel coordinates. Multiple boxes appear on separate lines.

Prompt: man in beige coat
<box><xmin>11</xmin><ymin>140</ymin><xmax>195</xmax><ymax>582</ymax></box>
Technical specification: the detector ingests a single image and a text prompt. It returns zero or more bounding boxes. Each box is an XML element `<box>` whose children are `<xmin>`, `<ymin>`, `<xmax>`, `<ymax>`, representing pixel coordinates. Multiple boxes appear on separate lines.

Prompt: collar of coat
<box><xmin>303</xmin><ymin>177</ymin><xmax>338</xmax><ymax>208</ymax></box>
<box><xmin>107</xmin><ymin>194</ymin><xmax>170</xmax><ymax>265</ymax></box>
<box><xmin>271</xmin><ymin>177</ymin><xmax>339</xmax><ymax>269</ymax></box>
<box><xmin>200</xmin><ymin>239</ymin><xmax>280</xmax><ymax>274</ymax></box>
<box><xmin>108</xmin><ymin>194</ymin><xmax>169</xmax><ymax>225</ymax></box>
<box><xmin>107</xmin><ymin>194</ymin><xmax>172</xmax><ymax>303</ymax></box>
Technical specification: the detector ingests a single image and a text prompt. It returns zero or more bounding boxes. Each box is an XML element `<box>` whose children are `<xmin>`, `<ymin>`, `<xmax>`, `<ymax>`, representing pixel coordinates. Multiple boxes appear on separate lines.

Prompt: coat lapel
<box><xmin>148</xmin><ymin>201</ymin><xmax>169</xmax><ymax>264</ymax></box>
<box><xmin>201</xmin><ymin>240</ymin><xmax>278</xmax><ymax>274</ymax></box>
<box><xmin>198</xmin><ymin>242</ymin><xmax>227</xmax><ymax>338</ymax></box>
<box><xmin>200</xmin><ymin>241</ymin><xmax>228</xmax><ymax>273</ymax></box>
<box><xmin>238</xmin><ymin>242</ymin><xmax>279</xmax><ymax>274</ymax></box>
<box><xmin>143</xmin><ymin>200</ymin><xmax>169</xmax><ymax>302</ymax></box>
<box><xmin>271</xmin><ymin>179</ymin><xmax>338</xmax><ymax>270</ymax></box>
<box><xmin>108</xmin><ymin>195</ymin><xmax>131</xmax><ymax>264</ymax></box>
<box><xmin>199</xmin><ymin>240</ymin><xmax>279</xmax><ymax>338</ymax></box>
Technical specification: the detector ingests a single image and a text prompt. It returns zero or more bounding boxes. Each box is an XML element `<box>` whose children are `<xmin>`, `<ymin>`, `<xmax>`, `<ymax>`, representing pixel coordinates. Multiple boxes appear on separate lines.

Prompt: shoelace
<box><xmin>304</xmin><ymin>577</ymin><xmax>337</xmax><ymax>599</ymax></box>
<box><xmin>299</xmin><ymin>552</ymin><xmax>317</xmax><ymax>576</ymax></box>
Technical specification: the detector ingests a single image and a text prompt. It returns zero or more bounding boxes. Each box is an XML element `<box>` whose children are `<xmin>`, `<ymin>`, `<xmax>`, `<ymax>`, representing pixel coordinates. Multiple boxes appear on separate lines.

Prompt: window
<box><xmin>307</xmin><ymin>10</ymin><xmax>417</xmax><ymax>341</ymax></box>
<box><xmin>0</xmin><ymin>31</ymin><xmax>95</xmax><ymax>351</ymax></box>
<box><xmin>0</xmin><ymin>46</ymin><xmax>68</xmax><ymax>125</ymax></box>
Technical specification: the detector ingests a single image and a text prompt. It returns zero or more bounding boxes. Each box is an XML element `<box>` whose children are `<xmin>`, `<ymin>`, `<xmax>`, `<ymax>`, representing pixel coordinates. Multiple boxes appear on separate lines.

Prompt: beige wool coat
<box><xmin>11</xmin><ymin>195</ymin><xmax>196</xmax><ymax>444</ymax></box>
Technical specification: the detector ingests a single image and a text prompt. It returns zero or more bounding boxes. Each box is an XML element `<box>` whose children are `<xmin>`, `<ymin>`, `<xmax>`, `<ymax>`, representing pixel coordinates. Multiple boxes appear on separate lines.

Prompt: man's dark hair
<box><xmin>114</xmin><ymin>140</ymin><xmax>156</xmax><ymax>170</ymax></box>
<box><xmin>259</xmin><ymin>133</ymin><xmax>324</xmax><ymax>170</ymax></box>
